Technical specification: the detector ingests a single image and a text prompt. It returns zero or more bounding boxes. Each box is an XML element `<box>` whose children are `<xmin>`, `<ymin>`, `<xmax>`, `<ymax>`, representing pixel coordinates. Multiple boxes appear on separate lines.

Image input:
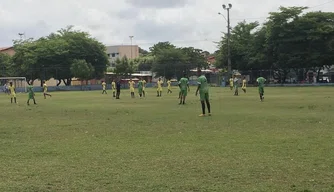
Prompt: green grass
<box><xmin>1</xmin><ymin>87</ymin><xmax>334</xmax><ymax>191</ymax></box>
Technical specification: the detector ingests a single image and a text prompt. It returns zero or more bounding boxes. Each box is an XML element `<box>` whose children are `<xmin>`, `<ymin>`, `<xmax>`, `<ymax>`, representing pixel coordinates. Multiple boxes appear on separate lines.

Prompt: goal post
<box><xmin>0</xmin><ymin>77</ymin><xmax>27</xmax><ymax>93</ymax></box>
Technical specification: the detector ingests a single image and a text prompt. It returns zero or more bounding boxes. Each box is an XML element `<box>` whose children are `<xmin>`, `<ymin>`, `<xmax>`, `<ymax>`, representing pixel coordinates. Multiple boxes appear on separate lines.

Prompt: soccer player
<box><xmin>156</xmin><ymin>78</ymin><xmax>163</xmax><ymax>97</ymax></box>
<box><xmin>111</xmin><ymin>80</ymin><xmax>116</xmax><ymax>97</ymax></box>
<box><xmin>256</xmin><ymin>76</ymin><xmax>266</xmax><ymax>101</ymax></box>
<box><xmin>129</xmin><ymin>78</ymin><xmax>135</xmax><ymax>98</ymax></box>
<box><xmin>229</xmin><ymin>76</ymin><xmax>234</xmax><ymax>90</ymax></box>
<box><xmin>167</xmin><ymin>79</ymin><xmax>172</xmax><ymax>94</ymax></box>
<box><xmin>178</xmin><ymin>74</ymin><xmax>190</xmax><ymax>105</ymax></box>
<box><xmin>43</xmin><ymin>81</ymin><xmax>52</xmax><ymax>99</ymax></box>
<box><xmin>233</xmin><ymin>75</ymin><xmax>239</xmax><ymax>96</ymax></box>
<box><xmin>116</xmin><ymin>79</ymin><xmax>121</xmax><ymax>99</ymax></box>
<box><xmin>101</xmin><ymin>81</ymin><xmax>107</xmax><ymax>94</ymax></box>
<box><xmin>138</xmin><ymin>78</ymin><xmax>144</xmax><ymax>98</ymax></box>
<box><xmin>195</xmin><ymin>70</ymin><xmax>211</xmax><ymax>117</ymax></box>
<box><xmin>8</xmin><ymin>82</ymin><xmax>17</xmax><ymax>104</ymax></box>
<box><xmin>27</xmin><ymin>85</ymin><xmax>37</xmax><ymax>105</ymax></box>
<box><xmin>242</xmin><ymin>76</ymin><xmax>247</xmax><ymax>93</ymax></box>
<box><xmin>142</xmin><ymin>78</ymin><xmax>146</xmax><ymax>97</ymax></box>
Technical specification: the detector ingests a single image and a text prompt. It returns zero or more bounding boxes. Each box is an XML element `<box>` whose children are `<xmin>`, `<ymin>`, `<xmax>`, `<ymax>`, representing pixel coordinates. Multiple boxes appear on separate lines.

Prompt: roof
<box><xmin>0</xmin><ymin>47</ymin><xmax>13</xmax><ymax>51</ymax></box>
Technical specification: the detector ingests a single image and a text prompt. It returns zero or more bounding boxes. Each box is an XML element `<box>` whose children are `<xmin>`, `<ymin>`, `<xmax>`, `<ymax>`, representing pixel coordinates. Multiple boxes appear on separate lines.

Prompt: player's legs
<box><xmin>205</xmin><ymin>93</ymin><xmax>211</xmax><ymax>115</ymax></box>
<box><xmin>199</xmin><ymin>92</ymin><xmax>206</xmax><ymax>116</ymax></box>
<box><xmin>116</xmin><ymin>91</ymin><xmax>120</xmax><ymax>99</ymax></box>
<box><xmin>14</xmin><ymin>96</ymin><xmax>17</xmax><ymax>104</ymax></box>
<box><xmin>234</xmin><ymin>87</ymin><xmax>238</xmax><ymax>96</ymax></box>
<box><xmin>182</xmin><ymin>90</ymin><xmax>187</xmax><ymax>104</ymax></box>
<box><xmin>113</xmin><ymin>90</ymin><xmax>116</xmax><ymax>97</ymax></box>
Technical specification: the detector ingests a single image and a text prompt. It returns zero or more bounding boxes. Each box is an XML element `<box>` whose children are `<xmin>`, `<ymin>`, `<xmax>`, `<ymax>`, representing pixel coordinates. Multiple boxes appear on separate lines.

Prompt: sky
<box><xmin>1</xmin><ymin>0</ymin><xmax>334</xmax><ymax>53</ymax></box>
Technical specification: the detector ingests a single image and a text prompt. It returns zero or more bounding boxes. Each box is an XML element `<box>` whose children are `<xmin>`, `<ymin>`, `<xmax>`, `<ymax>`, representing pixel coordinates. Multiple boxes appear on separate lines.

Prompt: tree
<box><xmin>114</xmin><ymin>56</ymin><xmax>134</xmax><ymax>76</ymax></box>
<box><xmin>0</xmin><ymin>53</ymin><xmax>13</xmax><ymax>77</ymax></box>
<box><xmin>134</xmin><ymin>55</ymin><xmax>155</xmax><ymax>71</ymax></box>
<box><xmin>139</xmin><ymin>47</ymin><xmax>149</xmax><ymax>56</ymax></box>
<box><xmin>152</xmin><ymin>48</ymin><xmax>188</xmax><ymax>79</ymax></box>
<box><xmin>70</xmin><ymin>59</ymin><xmax>95</xmax><ymax>86</ymax></box>
<box><xmin>12</xmin><ymin>38</ymin><xmax>40</xmax><ymax>85</ymax></box>
<box><xmin>149</xmin><ymin>42</ymin><xmax>176</xmax><ymax>56</ymax></box>
<box><xmin>181</xmin><ymin>47</ymin><xmax>207</xmax><ymax>70</ymax></box>
<box><xmin>50</xmin><ymin>26</ymin><xmax>109</xmax><ymax>85</ymax></box>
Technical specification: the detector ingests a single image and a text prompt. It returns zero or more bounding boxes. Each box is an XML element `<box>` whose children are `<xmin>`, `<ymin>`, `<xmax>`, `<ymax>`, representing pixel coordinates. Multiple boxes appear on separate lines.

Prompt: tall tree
<box><xmin>149</xmin><ymin>42</ymin><xmax>176</xmax><ymax>56</ymax></box>
<box><xmin>0</xmin><ymin>53</ymin><xmax>13</xmax><ymax>77</ymax></box>
<box><xmin>152</xmin><ymin>48</ymin><xmax>188</xmax><ymax>79</ymax></box>
<box><xmin>70</xmin><ymin>59</ymin><xmax>95</xmax><ymax>86</ymax></box>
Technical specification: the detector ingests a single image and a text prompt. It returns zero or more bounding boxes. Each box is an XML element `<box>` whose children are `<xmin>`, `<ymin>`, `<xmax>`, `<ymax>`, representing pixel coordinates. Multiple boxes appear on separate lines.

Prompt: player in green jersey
<box><xmin>256</xmin><ymin>77</ymin><xmax>266</xmax><ymax>101</ymax></box>
<box><xmin>27</xmin><ymin>85</ymin><xmax>37</xmax><ymax>105</ymax></box>
<box><xmin>195</xmin><ymin>69</ymin><xmax>211</xmax><ymax>116</ymax></box>
<box><xmin>178</xmin><ymin>74</ymin><xmax>190</xmax><ymax>105</ymax></box>
<box><xmin>138</xmin><ymin>78</ymin><xmax>144</xmax><ymax>98</ymax></box>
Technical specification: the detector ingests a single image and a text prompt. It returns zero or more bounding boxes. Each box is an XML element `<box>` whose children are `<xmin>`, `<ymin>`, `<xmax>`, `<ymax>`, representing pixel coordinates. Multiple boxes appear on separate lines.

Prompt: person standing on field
<box><xmin>196</xmin><ymin>69</ymin><xmax>211</xmax><ymax>117</ymax></box>
<box><xmin>101</xmin><ymin>81</ymin><xmax>107</xmax><ymax>94</ymax></box>
<box><xmin>233</xmin><ymin>75</ymin><xmax>239</xmax><ymax>96</ymax></box>
<box><xmin>241</xmin><ymin>76</ymin><xmax>247</xmax><ymax>93</ymax></box>
<box><xmin>43</xmin><ymin>81</ymin><xmax>52</xmax><ymax>99</ymax></box>
<box><xmin>256</xmin><ymin>76</ymin><xmax>266</xmax><ymax>101</ymax></box>
<box><xmin>8</xmin><ymin>82</ymin><xmax>17</xmax><ymax>104</ymax></box>
<box><xmin>27</xmin><ymin>85</ymin><xmax>37</xmax><ymax>105</ymax></box>
<box><xmin>178</xmin><ymin>74</ymin><xmax>190</xmax><ymax>105</ymax></box>
<box><xmin>116</xmin><ymin>79</ymin><xmax>121</xmax><ymax>99</ymax></box>
<box><xmin>111</xmin><ymin>80</ymin><xmax>116</xmax><ymax>97</ymax></box>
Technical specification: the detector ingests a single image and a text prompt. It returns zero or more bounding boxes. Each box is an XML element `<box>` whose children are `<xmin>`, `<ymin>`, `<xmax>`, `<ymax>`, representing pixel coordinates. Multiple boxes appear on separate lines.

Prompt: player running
<box><xmin>233</xmin><ymin>75</ymin><xmax>239</xmax><ymax>96</ymax></box>
<box><xmin>229</xmin><ymin>76</ymin><xmax>234</xmax><ymax>90</ymax></box>
<box><xmin>101</xmin><ymin>81</ymin><xmax>107</xmax><ymax>94</ymax></box>
<box><xmin>43</xmin><ymin>81</ymin><xmax>52</xmax><ymax>99</ymax></box>
<box><xmin>242</xmin><ymin>76</ymin><xmax>247</xmax><ymax>93</ymax></box>
<box><xmin>178</xmin><ymin>74</ymin><xmax>190</xmax><ymax>105</ymax></box>
<box><xmin>157</xmin><ymin>78</ymin><xmax>163</xmax><ymax>97</ymax></box>
<box><xmin>167</xmin><ymin>79</ymin><xmax>172</xmax><ymax>94</ymax></box>
<box><xmin>27</xmin><ymin>85</ymin><xmax>37</xmax><ymax>105</ymax></box>
<box><xmin>256</xmin><ymin>76</ymin><xmax>266</xmax><ymax>101</ymax></box>
<box><xmin>195</xmin><ymin>69</ymin><xmax>211</xmax><ymax>117</ymax></box>
<box><xmin>8</xmin><ymin>82</ymin><xmax>17</xmax><ymax>104</ymax></box>
<box><xmin>129</xmin><ymin>78</ymin><xmax>135</xmax><ymax>98</ymax></box>
<box><xmin>138</xmin><ymin>78</ymin><xmax>144</xmax><ymax>98</ymax></box>
<box><xmin>111</xmin><ymin>80</ymin><xmax>116</xmax><ymax>97</ymax></box>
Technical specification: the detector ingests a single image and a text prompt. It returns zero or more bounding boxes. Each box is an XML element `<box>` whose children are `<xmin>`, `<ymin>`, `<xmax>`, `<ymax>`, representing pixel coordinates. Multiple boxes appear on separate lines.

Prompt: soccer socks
<box><xmin>160</xmin><ymin>91</ymin><xmax>162</xmax><ymax>97</ymax></box>
<box><xmin>14</xmin><ymin>98</ymin><xmax>17</xmax><ymax>103</ymax></box>
<box><xmin>11</xmin><ymin>98</ymin><xmax>13</xmax><ymax>103</ymax></box>
<box><xmin>206</xmin><ymin>99</ymin><xmax>211</xmax><ymax>113</ymax></box>
<box><xmin>201</xmin><ymin>101</ymin><xmax>205</xmax><ymax>114</ymax></box>
<box><xmin>143</xmin><ymin>91</ymin><xmax>145</xmax><ymax>97</ymax></box>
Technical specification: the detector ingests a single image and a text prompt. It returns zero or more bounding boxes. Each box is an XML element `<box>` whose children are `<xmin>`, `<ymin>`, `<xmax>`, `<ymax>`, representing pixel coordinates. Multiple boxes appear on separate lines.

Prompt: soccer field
<box><xmin>0</xmin><ymin>87</ymin><xmax>334</xmax><ymax>191</ymax></box>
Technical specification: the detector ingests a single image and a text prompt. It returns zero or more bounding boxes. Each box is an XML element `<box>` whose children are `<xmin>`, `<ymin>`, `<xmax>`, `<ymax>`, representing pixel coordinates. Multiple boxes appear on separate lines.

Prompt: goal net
<box><xmin>0</xmin><ymin>77</ymin><xmax>27</xmax><ymax>93</ymax></box>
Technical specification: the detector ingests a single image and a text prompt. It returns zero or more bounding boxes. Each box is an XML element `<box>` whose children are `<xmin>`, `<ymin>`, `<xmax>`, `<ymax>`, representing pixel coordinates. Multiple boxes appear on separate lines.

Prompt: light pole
<box><xmin>129</xmin><ymin>36</ymin><xmax>134</xmax><ymax>59</ymax></box>
<box><xmin>221</xmin><ymin>3</ymin><xmax>232</xmax><ymax>76</ymax></box>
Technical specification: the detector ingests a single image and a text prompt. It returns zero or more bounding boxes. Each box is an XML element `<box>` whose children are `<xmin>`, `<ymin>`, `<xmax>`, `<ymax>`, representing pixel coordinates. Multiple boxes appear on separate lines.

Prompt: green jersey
<box><xmin>256</xmin><ymin>77</ymin><xmax>266</xmax><ymax>87</ymax></box>
<box><xmin>179</xmin><ymin>77</ymin><xmax>188</xmax><ymax>90</ymax></box>
<box><xmin>198</xmin><ymin>75</ymin><xmax>209</xmax><ymax>92</ymax></box>
<box><xmin>138</xmin><ymin>80</ymin><xmax>143</xmax><ymax>89</ymax></box>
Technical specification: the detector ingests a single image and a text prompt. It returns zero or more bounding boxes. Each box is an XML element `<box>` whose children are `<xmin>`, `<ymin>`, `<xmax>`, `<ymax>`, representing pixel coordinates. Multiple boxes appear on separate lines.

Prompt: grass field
<box><xmin>0</xmin><ymin>86</ymin><xmax>334</xmax><ymax>191</ymax></box>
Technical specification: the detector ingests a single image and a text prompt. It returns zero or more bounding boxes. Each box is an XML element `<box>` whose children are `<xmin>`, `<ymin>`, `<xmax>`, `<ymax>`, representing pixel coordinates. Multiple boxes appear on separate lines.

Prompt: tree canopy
<box><xmin>216</xmin><ymin>7</ymin><xmax>334</xmax><ymax>82</ymax></box>
<box><xmin>11</xmin><ymin>26</ymin><xmax>108</xmax><ymax>85</ymax></box>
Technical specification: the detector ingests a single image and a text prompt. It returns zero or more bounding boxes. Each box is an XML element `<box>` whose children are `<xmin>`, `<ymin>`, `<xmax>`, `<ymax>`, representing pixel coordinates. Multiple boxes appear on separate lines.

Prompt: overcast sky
<box><xmin>1</xmin><ymin>0</ymin><xmax>333</xmax><ymax>53</ymax></box>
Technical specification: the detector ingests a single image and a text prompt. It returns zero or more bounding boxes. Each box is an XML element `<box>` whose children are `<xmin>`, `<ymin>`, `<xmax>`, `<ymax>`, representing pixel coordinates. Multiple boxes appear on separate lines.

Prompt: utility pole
<box><xmin>222</xmin><ymin>3</ymin><xmax>232</xmax><ymax>76</ymax></box>
<box><xmin>129</xmin><ymin>36</ymin><xmax>134</xmax><ymax>59</ymax></box>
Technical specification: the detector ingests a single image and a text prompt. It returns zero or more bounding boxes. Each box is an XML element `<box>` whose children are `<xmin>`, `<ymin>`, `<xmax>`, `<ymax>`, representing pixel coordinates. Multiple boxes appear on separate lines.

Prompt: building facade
<box><xmin>106</xmin><ymin>45</ymin><xmax>139</xmax><ymax>68</ymax></box>
<box><xmin>0</xmin><ymin>47</ymin><xmax>15</xmax><ymax>56</ymax></box>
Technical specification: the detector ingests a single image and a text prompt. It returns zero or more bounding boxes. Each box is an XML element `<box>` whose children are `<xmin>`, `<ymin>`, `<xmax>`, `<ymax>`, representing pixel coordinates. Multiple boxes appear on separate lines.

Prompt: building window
<box><xmin>111</xmin><ymin>53</ymin><xmax>115</xmax><ymax>57</ymax></box>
